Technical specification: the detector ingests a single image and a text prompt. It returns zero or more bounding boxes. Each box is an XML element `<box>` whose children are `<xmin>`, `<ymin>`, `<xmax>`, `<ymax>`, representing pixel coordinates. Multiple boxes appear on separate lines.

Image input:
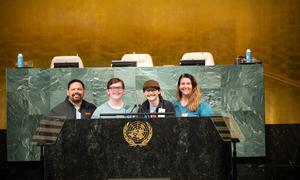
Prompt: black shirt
<box><xmin>48</xmin><ymin>97</ymin><xmax>96</xmax><ymax>119</ymax></box>
<box><xmin>138</xmin><ymin>96</ymin><xmax>175</xmax><ymax>117</ymax></box>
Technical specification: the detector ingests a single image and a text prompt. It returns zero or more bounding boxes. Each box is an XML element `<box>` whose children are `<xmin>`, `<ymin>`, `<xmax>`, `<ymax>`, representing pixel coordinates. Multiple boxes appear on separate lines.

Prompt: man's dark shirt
<box><xmin>137</xmin><ymin>96</ymin><xmax>175</xmax><ymax>117</ymax></box>
<box><xmin>48</xmin><ymin>97</ymin><xmax>96</xmax><ymax>119</ymax></box>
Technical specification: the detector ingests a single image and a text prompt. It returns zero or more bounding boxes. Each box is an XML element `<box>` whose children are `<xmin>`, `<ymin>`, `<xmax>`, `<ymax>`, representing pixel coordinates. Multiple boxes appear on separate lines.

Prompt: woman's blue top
<box><xmin>173</xmin><ymin>100</ymin><xmax>213</xmax><ymax>117</ymax></box>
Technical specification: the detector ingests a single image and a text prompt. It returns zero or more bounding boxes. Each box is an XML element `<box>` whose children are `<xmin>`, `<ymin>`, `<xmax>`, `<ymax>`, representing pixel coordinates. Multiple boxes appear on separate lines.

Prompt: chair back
<box><xmin>181</xmin><ymin>52</ymin><xmax>215</xmax><ymax>66</ymax></box>
<box><xmin>50</xmin><ymin>56</ymin><xmax>84</xmax><ymax>68</ymax></box>
<box><xmin>121</xmin><ymin>53</ymin><xmax>153</xmax><ymax>67</ymax></box>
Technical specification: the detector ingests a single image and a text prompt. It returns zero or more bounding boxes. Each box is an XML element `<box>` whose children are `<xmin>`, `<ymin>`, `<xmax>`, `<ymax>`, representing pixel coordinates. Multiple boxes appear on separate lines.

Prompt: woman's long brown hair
<box><xmin>176</xmin><ymin>73</ymin><xmax>202</xmax><ymax>112</ymax></box>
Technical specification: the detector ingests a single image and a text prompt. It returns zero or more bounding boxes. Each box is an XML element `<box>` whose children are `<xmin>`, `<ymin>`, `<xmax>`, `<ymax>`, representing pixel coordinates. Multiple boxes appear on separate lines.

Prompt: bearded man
<box><xmin>48</xmin><ymin>79</ymin><xmax>96</xmax><ymax>119</ymax></box>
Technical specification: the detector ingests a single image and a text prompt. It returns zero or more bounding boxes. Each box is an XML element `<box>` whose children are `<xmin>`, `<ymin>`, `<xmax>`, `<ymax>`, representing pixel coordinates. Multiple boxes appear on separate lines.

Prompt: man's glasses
<box><xmin>108</xmin><ymin>86</ymin><xmax>124</xmax><ymax>91</ymax></box>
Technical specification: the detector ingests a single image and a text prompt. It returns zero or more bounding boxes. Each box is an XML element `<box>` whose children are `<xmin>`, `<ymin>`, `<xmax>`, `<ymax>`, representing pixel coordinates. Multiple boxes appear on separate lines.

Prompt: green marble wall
<box><xmin>7</xmin><ymin>65</ymin><xmax>264</xmax><ymax>161</ymax></box>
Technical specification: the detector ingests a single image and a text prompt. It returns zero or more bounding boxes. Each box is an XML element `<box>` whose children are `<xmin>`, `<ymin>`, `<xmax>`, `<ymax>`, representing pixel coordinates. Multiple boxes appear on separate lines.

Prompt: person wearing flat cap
<box><xmin>138</xmin><ymin>80</ymin><xmax>175</xmax><ymax>118</ymax></box>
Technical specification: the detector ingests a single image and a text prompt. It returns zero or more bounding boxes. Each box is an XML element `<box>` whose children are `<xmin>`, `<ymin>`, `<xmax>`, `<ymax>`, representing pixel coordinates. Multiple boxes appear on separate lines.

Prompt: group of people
<box><xmin>48</xmin><ymin>73</ymin><xmax>213</xmax><ymax>119</ymax></box>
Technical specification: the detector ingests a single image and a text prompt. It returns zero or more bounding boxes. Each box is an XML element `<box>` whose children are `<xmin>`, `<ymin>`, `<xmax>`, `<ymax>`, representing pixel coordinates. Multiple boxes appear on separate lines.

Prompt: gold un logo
<box><xmin>123</xmin><ymin>121</ymin><xmax>153</xmax><ymax>147</ymax></box>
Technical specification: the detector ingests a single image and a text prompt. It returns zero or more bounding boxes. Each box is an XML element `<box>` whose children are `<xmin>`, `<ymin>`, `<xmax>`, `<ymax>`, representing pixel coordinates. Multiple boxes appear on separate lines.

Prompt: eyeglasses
<box><xmin>144</xmin><ymin>88</ymin><xmax>159</xmax><ymax>92</ymax></box>
<box><xmin>108</xmin><ymin>86</ymin><xmax>124</xmax><ymax>91</ymax></box>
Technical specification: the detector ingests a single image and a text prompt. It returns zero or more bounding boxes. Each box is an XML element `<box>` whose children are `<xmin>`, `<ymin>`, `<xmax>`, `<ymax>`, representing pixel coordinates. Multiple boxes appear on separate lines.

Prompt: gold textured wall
<box><xmin>0</xmin><ymin>0</ymin><xmax>299</xmax><ymax>128</ymax></box>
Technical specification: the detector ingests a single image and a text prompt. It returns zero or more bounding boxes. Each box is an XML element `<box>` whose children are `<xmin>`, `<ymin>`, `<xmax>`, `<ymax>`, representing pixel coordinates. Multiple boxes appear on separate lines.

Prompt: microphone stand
<box><xmin>231</xmin><ymin>138</ymin><xmax>239</xmax><ymax>180</ymax></box>
<box><xmin>40</xmin><ymin>145</ymin><xmax>47</xmax><ymax>180</ymax></box>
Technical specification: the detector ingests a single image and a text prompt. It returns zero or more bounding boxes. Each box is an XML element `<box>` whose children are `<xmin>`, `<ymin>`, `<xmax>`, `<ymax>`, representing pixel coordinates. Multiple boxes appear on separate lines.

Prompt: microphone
<box><xmin>137</xmin><ymin>104</ymin><xmax>150</xmax><ymax>119</ymax></box>
<box><xmin>129</xmin><ymin>104</ymin><xmax>138</xmax><ymax>113</ymax></box>
<box><xmin>123</xmin><ymin>104</ymin><xmax>138</xmax><ymax>118</ymax></box>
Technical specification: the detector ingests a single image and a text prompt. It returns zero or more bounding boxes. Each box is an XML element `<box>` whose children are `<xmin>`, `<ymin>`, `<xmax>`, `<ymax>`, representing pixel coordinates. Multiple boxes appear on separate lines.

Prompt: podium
<box><xmin>37</xmin><ymin>117</ymin><xmax>238</xmax><ymax>180</ymax></box>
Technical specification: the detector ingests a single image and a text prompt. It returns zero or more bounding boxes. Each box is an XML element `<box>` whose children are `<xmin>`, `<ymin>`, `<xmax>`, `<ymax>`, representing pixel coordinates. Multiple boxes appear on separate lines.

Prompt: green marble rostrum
<box><xmin>7</xmin><ymin>65</ymin><xmax>264</xmax><ymax>161</ymax></box>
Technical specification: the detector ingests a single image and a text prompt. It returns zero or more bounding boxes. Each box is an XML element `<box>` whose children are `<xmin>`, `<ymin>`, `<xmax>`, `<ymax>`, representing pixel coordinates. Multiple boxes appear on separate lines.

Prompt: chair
<box><xmin>121</xmin><ymin>53</ymin><xmax>153</xmax><ymax>67</ymax></box>
<box><xmin>50</xmin><ymin>56</ymin><xmax>84</xmax><ymax>68</ymax></box>
<box><xmin>181</xmin><ymin>52</ymin><xmax>215</xmax><ymax>66</ymax></box>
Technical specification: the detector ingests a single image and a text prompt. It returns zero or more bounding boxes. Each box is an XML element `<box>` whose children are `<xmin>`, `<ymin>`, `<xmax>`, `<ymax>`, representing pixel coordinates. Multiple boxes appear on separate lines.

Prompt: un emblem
<box><xmin>123</xmin><ymin>121</ymin><xmax>153</xmax><ymax>147</ymax></box>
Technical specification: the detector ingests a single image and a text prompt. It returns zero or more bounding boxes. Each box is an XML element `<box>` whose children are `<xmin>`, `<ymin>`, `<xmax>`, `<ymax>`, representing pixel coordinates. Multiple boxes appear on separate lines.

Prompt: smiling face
<box><xmin>107</xmin><ymin>81</ymin><xmax>125</xmax><ymax>100</ymax></box>
<box><xmin>143</xmin><ymin>88</ymin><xmax>160</xmax><ymax>103</ymax></box>
<box><xmin>67</xmin><ymin>82</ymin><xmax>84</xmax><ymax>104</ymax></box>
<box><xmin>178</xmin><ymin>77</ymin><xmax>193</xmax><ymax>97</ymax></box>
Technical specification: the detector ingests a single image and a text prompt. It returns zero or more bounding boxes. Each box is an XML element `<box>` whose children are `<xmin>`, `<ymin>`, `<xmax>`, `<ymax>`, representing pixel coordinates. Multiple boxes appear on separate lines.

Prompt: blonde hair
<box><xmin>176</xmin><ymin>73</ymin><xmax>202</xmax><ymax>112</ymax></box>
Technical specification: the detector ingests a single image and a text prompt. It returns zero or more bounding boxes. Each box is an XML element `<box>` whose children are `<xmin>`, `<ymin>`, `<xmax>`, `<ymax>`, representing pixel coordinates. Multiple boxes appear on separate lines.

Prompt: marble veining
<box><xmin>6</xmin><ymin>64</ymin><xmax>265</xmax><ymax>161</ymax></box>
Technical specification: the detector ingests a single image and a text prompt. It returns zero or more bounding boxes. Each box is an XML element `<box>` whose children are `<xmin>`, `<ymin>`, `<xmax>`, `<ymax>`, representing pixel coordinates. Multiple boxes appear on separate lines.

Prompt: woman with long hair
<box><xmin>174</xmin><ymin>73</ymin><xmax>213</xmax><ymax>117</ymax></box>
